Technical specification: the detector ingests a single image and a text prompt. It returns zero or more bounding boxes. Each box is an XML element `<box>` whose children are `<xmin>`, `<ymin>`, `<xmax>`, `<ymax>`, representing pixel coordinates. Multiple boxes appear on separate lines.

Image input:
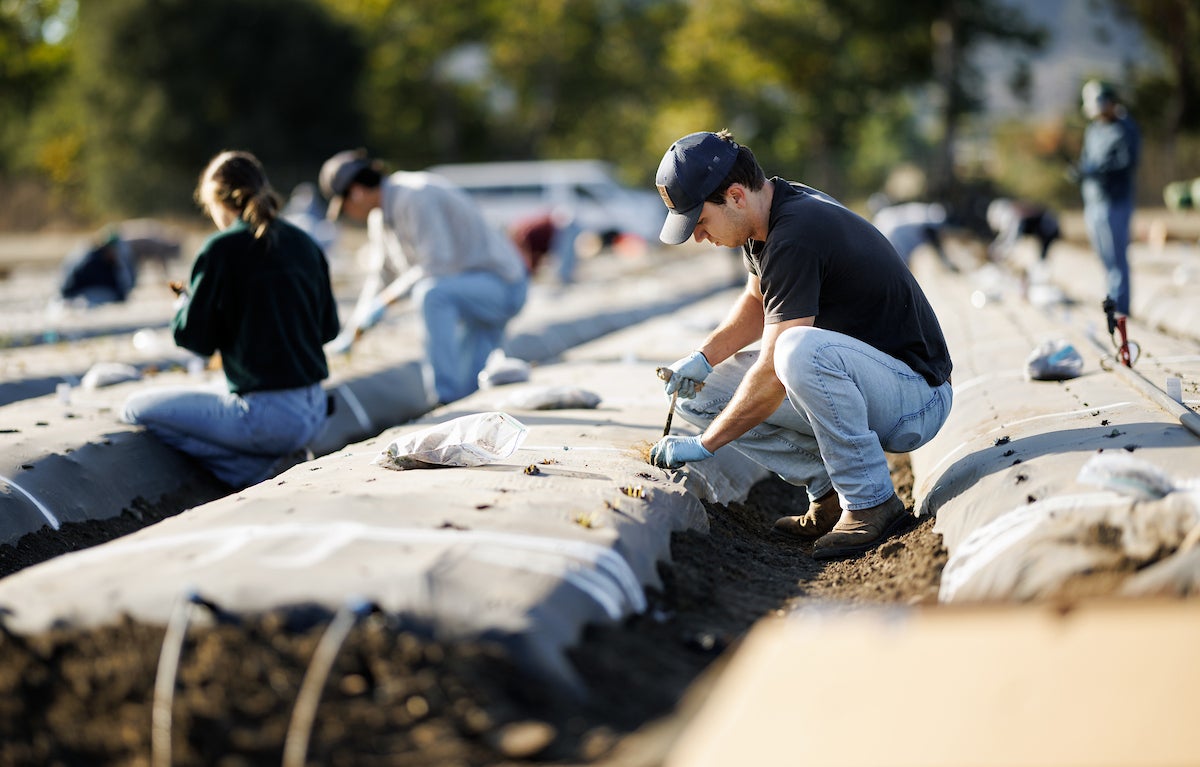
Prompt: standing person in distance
<box><xmin>122</xmin><ymin>150</ymin><xmax>339</xmax><ymax>488</ymax></box>
<box><xmin>649</xmin><ymin>131</ymin><xmax>954</xmax><ymax>560</ymax></box>
<box><xmin>1072</xmin><ymin>79</ymin><xmax>1140</xmax><ymax>317</ymax></box>
<box><xmin>320</xmin><ymin>149</ymin><xmax>530</xmax><ymax>404</ymax></box>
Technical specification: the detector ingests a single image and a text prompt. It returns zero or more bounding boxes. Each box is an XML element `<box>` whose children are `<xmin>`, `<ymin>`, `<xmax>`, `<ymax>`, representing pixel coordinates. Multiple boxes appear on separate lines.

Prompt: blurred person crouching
<box><xmin>57</xmin><ymin>231</ymin><xmax>137</xmax><ymax>307</ymax></box>
<box><xmin>320</xmin><ymin>149</ymin><xmax>529</xmax><ymax>404</ymax></box>
<box><xmin>509</xmin><ymin>207</ymin><xmax>581</xmax><ymax>285</ymax></box>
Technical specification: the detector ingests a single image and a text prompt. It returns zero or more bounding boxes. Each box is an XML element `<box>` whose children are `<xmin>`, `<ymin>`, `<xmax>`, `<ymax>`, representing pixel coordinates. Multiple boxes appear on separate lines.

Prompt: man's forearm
<box><xmin>699</xmin><ymin>363</ymin><xmax>786</xmax><ymax>453</ymax></box>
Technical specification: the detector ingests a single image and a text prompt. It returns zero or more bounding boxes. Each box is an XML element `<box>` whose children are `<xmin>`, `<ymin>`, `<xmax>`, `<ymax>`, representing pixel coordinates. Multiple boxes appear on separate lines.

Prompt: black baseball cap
<box><xmin>319</xmin><ymin>149</ymin><xmax>372</xmax><ymax>221</ymax></box>
<box><xmin>655</xmin><ymin>132</ymin><xmax>739</xmax><ymax>245</ymax></box>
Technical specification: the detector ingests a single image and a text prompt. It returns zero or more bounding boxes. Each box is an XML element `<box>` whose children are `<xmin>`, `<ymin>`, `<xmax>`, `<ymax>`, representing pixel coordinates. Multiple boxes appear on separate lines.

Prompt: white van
<box><xmin>425</xmin><ymin>159</ymin><xmax>666</xmax><ymax>244</ymax></box>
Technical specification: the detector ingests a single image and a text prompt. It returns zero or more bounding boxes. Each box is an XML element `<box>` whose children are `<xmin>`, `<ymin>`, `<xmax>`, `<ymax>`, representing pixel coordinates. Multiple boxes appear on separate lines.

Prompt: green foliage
<box><xmin>651</xmin><ymin>0</ymin><xmax>949</xmax><ymax>195</ymax></box>
<box><xmin>317</xmin><ymin>0</ymin><xmax>495</xmax><ymax>169</ymax></box>
<box><xmin>71</xmin><ymin>0</ymin><xmax>365</xmax><ymax>218</ymax></box>
<box><xmin>0</xmin><ymin>0</ymin><xmax>73</xmax><ymax>169</ymax></box>
<box><xmin>1108</xmin><ymin>0</ymin><xmax>1200</xmax><ymax>131</ymax></box>
<box><xmin>7</xmin><ymin>0</ymin><xmax>1196</xmax><ymax>228</ymax></box>
<box><xmin>847</xmin><ymin>99</ymin><xmax>933</xmax><ymax>195</ymax></box>
<box><xmin>317</xmin><ymin>0</ymin><xmax>680</xmax><ymax>188</ymax></box>
<box><xmin>484</xmin><ymin>0</ymin><xmax>680</xmax><ymax>185</ymax></box>
<box><xmin>987</xmin><ymin>119</ymin><xmax>1079</xmax><ymax>209</ymax></box>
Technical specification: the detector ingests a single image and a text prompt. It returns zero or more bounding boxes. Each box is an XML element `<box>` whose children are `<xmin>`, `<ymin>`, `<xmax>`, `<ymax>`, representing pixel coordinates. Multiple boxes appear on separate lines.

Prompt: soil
<box><xmin>0</xmin><ymin>473</ymin><xmax>231</xmax><ymax>580</ymax></box>
<box><xmin>0</xmin><ymin>456</ymin><xmax>944</xmax><ymax>766</ymax></box>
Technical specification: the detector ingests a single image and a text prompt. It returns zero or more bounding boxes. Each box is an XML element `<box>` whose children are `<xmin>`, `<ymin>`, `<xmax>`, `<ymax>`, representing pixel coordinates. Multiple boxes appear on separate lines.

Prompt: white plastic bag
<box><xmin>373</xmin><ymin>411</ymin><xmax>528</xmax><ymax>470</ymax></box>
<box><xmin>1025</xmin><ymin>339</ymin><xmax>1083</xmax><ymax>381</ymax></box>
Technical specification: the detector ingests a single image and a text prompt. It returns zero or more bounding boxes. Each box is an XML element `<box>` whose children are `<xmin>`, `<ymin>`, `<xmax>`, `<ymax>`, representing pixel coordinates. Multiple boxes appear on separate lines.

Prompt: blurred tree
<box><xmin>318</xmin><ymin>0</ymin><xmax>677</xmax><ymax>187</ymax></box>
<box><xmin>1106</xmin><ymin>0</ymin><xmax>1200</xmax><ymax>194</ymax></box>
<box><xmin>651</xmin><ymin>0</ymin><xmax>1042</xmax><ymax>201</ymax></box>
<box><xmin>485</xmin><ymin>0</ymin><xmax>679</xmax><ymax>185</ymax></box>
<box><xmin>656</xmin><ymin>0</ymin><xmax>931</xmax><ymax>196</ymax></box>
<box><xmin>0</xmin><ymin>0</ymin><xmax>72</xmax><ymax>169</ymax></box>
<box><xmin>71</xmin><ymin>0</ymin><xmax>365</xmax><ymax>217</ymax></box>
<box><xmin>926</xmin><ymin>0</ymin><xmax>1044</xmax><ymax>202</ymax></box>
<box><xmin>1107</xmin><ymin>0</ymin><xmax>1198</xmax><ymax>133</ymax></box>
<box><xmin>0</xmin><ymin>0</ymin><xmax>76</xmax><ymax>226</ymax></box>
<box><xmin>16</xmin><ymin>0</ymin><xmax>1165</xmax><ymax>227</ymax></box>
<box><xmin>318</xmin><ymin>0</ymin><xmax>495</xmax><ymax>169</ymax></box>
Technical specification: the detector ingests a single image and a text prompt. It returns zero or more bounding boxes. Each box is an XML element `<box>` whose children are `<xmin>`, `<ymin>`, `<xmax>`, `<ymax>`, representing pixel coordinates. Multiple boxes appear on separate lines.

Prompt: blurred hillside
<box><xmin>0</xmin><ymin>0</ymin><xmax>1196</xmax><ymax>231</ymax></box>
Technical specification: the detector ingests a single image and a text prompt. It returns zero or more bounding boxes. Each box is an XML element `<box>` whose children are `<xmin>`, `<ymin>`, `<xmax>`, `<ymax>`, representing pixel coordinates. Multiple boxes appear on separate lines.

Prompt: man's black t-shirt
<box><xmin>744</xmin><ymin>179</ymin><xmax>952</xmax><ymax>387</ymax></box>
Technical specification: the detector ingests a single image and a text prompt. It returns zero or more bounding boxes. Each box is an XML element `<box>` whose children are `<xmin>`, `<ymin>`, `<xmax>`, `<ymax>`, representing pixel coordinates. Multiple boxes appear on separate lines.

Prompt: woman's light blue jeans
<box><xmin>121</xmin><ymin>381</ymin><xmax>327</xmax><ymax>488</ymax></box>
<box><xmin>415</xmin><ymin>271</ymin><xmax>529</xmax><ymax>403</ymax></box>
<box><xmin>677</xmin><ymin>327</ymin><xmax>952</xmax><ymax>511</ymax></box>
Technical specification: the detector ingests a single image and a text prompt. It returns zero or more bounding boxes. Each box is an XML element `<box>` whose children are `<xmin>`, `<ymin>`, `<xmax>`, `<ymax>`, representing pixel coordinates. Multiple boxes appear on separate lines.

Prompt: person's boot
<box><xmin>772</xmin><ymin>490</ymin><xmax>841</xmax><ymax>539</ymax></box>
<box><xmin>812</xmin><ymin>494</ymin><xmax>909</xmax><ymax>560</ymax></box>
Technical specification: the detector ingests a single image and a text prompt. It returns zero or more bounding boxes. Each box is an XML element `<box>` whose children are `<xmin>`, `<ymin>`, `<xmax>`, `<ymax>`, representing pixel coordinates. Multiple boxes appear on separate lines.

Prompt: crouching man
<box><xmin>650</xmin><ymin>131</ymin><xmax>954</xmax><ymax>560</ymax></box>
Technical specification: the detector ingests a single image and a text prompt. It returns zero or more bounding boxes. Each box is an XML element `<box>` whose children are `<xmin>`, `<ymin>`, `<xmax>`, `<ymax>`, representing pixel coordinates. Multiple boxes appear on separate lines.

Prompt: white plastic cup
<box><xmin>56</xmin><ymin>382</ymin><xmax>71</xmax><ymax>405</ymax></box>
<box><xmin>1165</xmin><ymin>376</ymin><xmax>1183</xmax><ymax>404</ymax></box>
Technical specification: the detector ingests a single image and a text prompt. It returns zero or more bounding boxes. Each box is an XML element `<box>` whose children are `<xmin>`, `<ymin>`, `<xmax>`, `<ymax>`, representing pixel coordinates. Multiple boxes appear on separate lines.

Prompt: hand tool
<box><xmin>655</xmin><ymin>366</ymin><xmax>703</xmax><ymax>436</ymax></box>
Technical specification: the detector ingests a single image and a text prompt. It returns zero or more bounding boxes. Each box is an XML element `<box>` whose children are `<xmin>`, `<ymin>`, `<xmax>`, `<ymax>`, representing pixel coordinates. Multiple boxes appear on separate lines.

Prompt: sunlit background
<box><xmin>1</xmin><ymin>0</ymin><xmax>1196</xmax><ymax>231</ymax></box>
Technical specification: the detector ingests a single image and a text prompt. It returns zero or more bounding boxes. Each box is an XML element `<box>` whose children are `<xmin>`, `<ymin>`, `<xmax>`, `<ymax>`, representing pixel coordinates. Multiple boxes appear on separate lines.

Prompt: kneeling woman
<box><xmin>123</xmin><ymin>151</ymin><xmax>339</xmax><ymax>488</ymax></box>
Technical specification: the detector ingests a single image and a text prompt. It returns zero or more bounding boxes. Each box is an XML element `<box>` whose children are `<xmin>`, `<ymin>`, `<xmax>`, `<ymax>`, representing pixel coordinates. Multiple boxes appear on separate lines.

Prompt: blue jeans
<box><xmin>678</xmin><ymin>328</ymin><xmax>952</xmax><ymax>511</ymax></box>
<box><xmin>415</xmin><ymin>271</ymin><xmax>528</xmax><ymax>403</ymax></box>
<box><xmin>553</xmin><ymin>221</ymin><xmax>582</xmax><ymax>285</ymax></box>
<box><xmin>1084</xmin><ymin>197</ymin><xmax>1132</xmax><ymax>315</ymax></box>
<box><xmin>121</xmin><ymin>381</ymin><xmax>327</xmax><ymax>488</ymax></box>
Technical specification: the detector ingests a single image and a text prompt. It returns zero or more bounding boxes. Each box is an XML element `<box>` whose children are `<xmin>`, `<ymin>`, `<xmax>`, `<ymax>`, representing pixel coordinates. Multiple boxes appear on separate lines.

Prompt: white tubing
<box><xmin>919</xmin><ymin>401</ymin><xmax>1136</xmax><ymax>484</ymax></box>
<box><xmin>0</xmin><ymin>473</ymin><xmax>60</xmax><ymax>530</ymax></box>
<box><xmin>335</xmin><ymin>384</ymin><xmax>373</xmax><ymax>432</ymax></box>
<box><xmin>152</xmin><ymin>594</ymin><xmax>197</xmax><ymax>767</ymax></box>
<box><xmin>17</xmin><ymin>522</ymin><xmax>648</xmax><ymax>617</ymax></box>
<box><xmin>282</xmin><ymin>600</ymin><xmax>372</xmax><ymax>767</ymax></box>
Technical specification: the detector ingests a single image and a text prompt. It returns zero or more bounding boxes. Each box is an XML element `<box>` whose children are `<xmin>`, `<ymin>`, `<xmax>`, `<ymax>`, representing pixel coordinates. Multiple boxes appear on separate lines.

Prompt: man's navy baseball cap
<box><xmin>655</xmin><ymin>132</ymin><xmax>739</xmax><ymax>245</ymax></box>
<box><xmin>319</xmin><ymin>149</ymin><xmax>372</xmax><ymax>221</ymax></box>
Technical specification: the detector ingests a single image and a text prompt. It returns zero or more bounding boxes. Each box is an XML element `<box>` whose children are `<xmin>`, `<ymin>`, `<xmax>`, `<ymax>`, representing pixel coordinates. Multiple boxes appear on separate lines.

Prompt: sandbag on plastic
<box><xmin>1024</xmin><ymin>338</ymin><xmax>1083</xmax><ymax>381</ymax></box>
<box><xmin>374</xmin><ymin>411</ymin><xmax>528</xmax><ymax>470</ymax></box>
<box><xmin>1122</xmin><ymin>547</ymin><xmax>1200</xmax><ymax>597</ymax></box>
<box><xmin>940</xmin><ymin>492</ymin><xmax>1200</xmax><ymax>602</ymax></box>
<box><xmin>501</xmin><ymin>385</ymin><xmax>602</xmax><ymax>411</ymax></box>
<box><xmin>81</xmin><ymin>362</ymin><xmax>142</xmax><ymax>389</ymax></box>
<box><xmin>940</xmin><ymin>454</ymin><xmax>1200</xmax><ymax>602</ymax></box>
<box><xmin>477</xmin><ymin>349</ymin><xmax>532</xmax><ymax>388</ymax></box>
<box><xmin>1077</xmin><ymin>451</ymin><xmax>1195</xmax><ymax>499</ymax></box>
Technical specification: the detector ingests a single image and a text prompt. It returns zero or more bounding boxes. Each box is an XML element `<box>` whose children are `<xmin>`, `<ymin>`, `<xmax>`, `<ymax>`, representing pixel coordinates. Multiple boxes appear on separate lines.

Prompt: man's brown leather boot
<box><xmin>812</xmin><ymin>494</ymin><xmax>909</xmax><ymax>560</ymax></box>
<box><xmin>772</xmin><ymin>490</ymin><xmax>841</xmax><ymax>539</ymax></box>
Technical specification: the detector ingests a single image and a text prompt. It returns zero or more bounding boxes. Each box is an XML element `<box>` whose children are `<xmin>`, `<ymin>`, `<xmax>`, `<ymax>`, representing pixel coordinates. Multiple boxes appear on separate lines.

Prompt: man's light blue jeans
<box><xmin>677</xmin><ymin>327</ymin><xmax>952</xmax><ymax>511</ymax></box>
<box><xmin>415</xmin><ymin>271</ymin><xmax>529</xmax><ymax>403</ymax></box>
<box><xmin>122</xmin><ymin>381</ymin><xmax>327</xmax><ymax>488</ymax></box>
<box><xmin>1084</xmin><ymin>197</ymin><xmax>1133</xmax><ymax>315</ymax></box>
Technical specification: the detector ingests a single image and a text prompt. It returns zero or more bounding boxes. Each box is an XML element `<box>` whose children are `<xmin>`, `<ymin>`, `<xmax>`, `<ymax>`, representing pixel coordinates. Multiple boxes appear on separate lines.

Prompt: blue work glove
<box><xmin>650</xmin><ymin>435</ymin><xmax>713</xmax><ymax>469</ymax></box>
<box><xmin>358</xmin><ymin>300</ymin><xmax>388</xmax><ymax>331</ymax></box>
<box><xmin>665</xmin><ymin>351</ymin><xmax>713</xmax><ymax>399</ymax></box>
